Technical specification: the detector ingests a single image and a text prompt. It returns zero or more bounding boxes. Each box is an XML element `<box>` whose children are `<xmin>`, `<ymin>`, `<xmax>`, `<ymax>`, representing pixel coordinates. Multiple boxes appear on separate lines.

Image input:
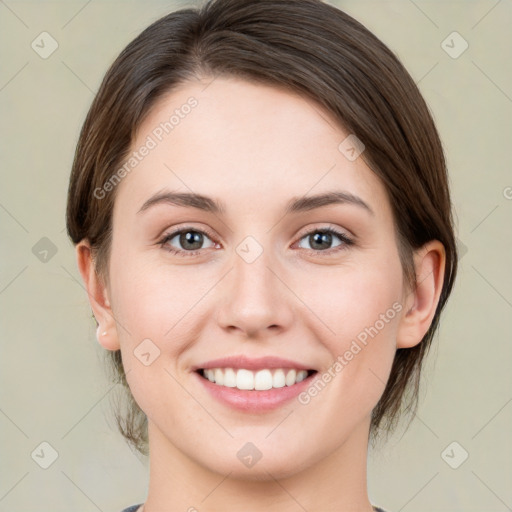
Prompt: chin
<box><xmin>194</xmin><ymin>441</ymin><xmax>315</xmax><ymax>481</ymax></box>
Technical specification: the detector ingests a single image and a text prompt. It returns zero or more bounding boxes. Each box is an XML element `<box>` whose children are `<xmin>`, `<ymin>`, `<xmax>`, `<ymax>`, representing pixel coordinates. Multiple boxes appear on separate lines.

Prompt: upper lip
<box><xmin>191</xmin><ymin>355</ymin><xmax>315</xmax><ymax>372</ymax></box>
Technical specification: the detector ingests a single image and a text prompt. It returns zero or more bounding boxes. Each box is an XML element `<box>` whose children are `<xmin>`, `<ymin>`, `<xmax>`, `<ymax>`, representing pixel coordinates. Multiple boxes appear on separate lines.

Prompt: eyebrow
<box><xmin>137</xmin><ymin>189</ymin><xmax>374</xmax><ymax>216</ymax></box>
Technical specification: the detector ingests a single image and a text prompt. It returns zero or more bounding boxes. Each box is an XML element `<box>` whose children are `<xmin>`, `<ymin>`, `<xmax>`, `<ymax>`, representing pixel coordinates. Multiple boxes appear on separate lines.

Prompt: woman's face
<box><xmin>105</xmin><ymin>76</ymin><xmax>408</xmax><ymax>477</ymax></box>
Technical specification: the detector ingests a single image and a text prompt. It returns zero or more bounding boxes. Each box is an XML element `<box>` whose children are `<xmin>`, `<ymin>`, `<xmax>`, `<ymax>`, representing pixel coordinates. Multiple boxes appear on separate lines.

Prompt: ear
<box><xmin>76</xmin><ymin>240</ymin><xmax>120</xmax><ymax>350</ymax></box>
<box><xmin>396</xmin><ymin>240</ymin><xmax>446</xmax><ymax>349</ymax></box>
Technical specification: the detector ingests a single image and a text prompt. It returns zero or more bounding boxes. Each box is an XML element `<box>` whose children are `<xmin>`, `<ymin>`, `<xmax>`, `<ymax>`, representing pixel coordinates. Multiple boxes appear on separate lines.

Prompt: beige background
<box><xmin>1</xmin><ymin>1</ymin><xmax>511</xmax><ymax>511</ymax></box>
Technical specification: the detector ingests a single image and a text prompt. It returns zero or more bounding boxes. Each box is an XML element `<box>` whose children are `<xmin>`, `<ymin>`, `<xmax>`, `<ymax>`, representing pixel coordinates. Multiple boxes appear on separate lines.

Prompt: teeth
<box><xmin>223</xmin><ymin>368</ymin><xmax>237</xmax><ymax>387</ymax></box>
<box><xmin>272</xmin><ymin>369</ymin><xmax>286</xmax><ymax>388</ymax></box>
<box><xmin>214</xmin><ymin>368</ymin><xmax>224</xmax><ymax>386</ymax></box>
<box><xmin>237</xmin><ymin>369</ymin><xmax>255</xmax><ymax>390</ymax></box>
<box><xmin>201</xmin><ymin>368</ymin><xmax>310</xmax><ymax>390</ymax></box>
<box><xmin>285</xmin><ymin>369</ymin><xmax>297</xmax><ymax>386</ymax></box>
<box><xmin>296</xmin><ymin>370</ymin><xmax>307</xmax><ymax>383</ymax></box>
<box><xmin>254</xmin><ymin>369</ymin><xmax>272</xmax><ymax>390</ymax></box>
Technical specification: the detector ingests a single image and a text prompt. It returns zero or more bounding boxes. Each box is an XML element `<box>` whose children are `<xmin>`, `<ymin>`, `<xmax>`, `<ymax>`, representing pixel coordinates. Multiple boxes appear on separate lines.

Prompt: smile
<box><xmin>198</xmin><ymin>367</ymin><xmax>317</xmax><ymax>390</ymax></box>
<box><xmin>195</xmin><ymin>367</ymin><xmax>318</xmax><ymax>412</ymax></box>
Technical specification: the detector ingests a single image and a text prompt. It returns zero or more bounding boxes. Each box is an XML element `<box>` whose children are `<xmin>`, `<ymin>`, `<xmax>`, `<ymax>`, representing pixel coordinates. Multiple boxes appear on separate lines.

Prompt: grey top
<box><xmin>121</xmin><ymin>506</ymin><xmax>142</xmax><ymax>512</ymax></box>
<box><xmin>121</xmin><ymin>506</ymin><xmax>388</xmax><ymax>512</ymax></box>
<box><xmin>120</xmin><ymin>506</ymin><xmax>142</xmax><ymax>512</ymax></box>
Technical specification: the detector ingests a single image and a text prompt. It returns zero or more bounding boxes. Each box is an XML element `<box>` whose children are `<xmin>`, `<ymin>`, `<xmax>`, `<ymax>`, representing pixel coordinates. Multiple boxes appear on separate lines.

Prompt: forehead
<box><xmin>113</xmin><ymin>76</ymin><xmax>390</xmax><ymax>221</ymax></box>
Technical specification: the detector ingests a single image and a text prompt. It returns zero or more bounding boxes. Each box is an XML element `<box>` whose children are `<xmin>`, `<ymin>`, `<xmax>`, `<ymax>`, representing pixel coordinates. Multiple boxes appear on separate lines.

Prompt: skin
<box><xmin>77</xmin><ymin>76</ymin><xmax>445</xmax><ymax>512</ymax></box>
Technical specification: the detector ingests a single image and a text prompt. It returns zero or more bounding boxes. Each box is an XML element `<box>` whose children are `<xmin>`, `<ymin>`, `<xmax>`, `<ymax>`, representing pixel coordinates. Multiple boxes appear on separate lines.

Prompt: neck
<box><xmin>142</xmin><ymin>416</ymin><xmax>375</xmax><ymax>512</ymax></box>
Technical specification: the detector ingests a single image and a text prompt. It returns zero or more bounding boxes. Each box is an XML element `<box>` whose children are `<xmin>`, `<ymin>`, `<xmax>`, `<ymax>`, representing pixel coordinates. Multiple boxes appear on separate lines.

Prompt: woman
<box><xmin>66</xmin><ymin>0</ymin><xmax>458</xmax><ymax>510</ymax></box>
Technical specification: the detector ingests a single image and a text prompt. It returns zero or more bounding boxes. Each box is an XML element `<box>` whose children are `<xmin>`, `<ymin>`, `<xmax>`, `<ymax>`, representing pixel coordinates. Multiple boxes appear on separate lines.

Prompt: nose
<box><xmin>215</xmin><ymin>242</ymin><xmax>294</xmax><ymax>339</ymax></box>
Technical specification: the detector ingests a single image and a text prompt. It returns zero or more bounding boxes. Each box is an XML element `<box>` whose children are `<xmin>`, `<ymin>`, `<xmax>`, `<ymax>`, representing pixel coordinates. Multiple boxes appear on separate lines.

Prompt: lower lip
<box><xmin>194</xmin><ymin>370</ymin><xmax>317</xmax><ymax>412</ymax></box>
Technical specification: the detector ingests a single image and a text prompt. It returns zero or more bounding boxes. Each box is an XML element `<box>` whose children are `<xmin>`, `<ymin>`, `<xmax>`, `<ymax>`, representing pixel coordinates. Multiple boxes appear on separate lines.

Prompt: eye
<box><xmin>159</xmin><ymin>227</ymin><xmax>217</xmax><ymax>256</ymax></box>
<box><xmin>296</xmin><ymin>227</ymin><xmax>353</xmax><ymax>254</ymax></box>
<box><xmin>158</xmin><ymin>225</ymin><xmax>353</xmax><ymax>257</ymax></box>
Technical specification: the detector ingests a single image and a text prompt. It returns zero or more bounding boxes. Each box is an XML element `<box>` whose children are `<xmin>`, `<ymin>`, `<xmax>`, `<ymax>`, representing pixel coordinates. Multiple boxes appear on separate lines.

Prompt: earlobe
<box><xmin>396</xmin><ymin>240</ymin><xmax>446</xmax><ymax>349</ymax></box>
<box><xmin>76</xmin><ymin>240</ymin><xmax>120</xmax><ymax>351</ymax></box>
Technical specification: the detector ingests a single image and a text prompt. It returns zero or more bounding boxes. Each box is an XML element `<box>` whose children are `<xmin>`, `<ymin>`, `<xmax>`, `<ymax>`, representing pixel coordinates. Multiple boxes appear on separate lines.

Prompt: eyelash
<box><xmin>158</xmin><ymin>225</ymin><xmax>354</xmax><ymax>257</ymax></box>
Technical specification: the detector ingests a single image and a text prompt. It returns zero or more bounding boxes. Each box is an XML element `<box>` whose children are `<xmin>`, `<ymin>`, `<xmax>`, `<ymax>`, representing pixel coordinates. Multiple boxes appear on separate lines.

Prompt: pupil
<box><xmin>311</xmin><ymin>232</ymin><xmax>331</xmax><ymax>250</ymax></box>
<box><xmin>181</xmin><ymin>231</ymin><xmax>203</xmax><ymax>250</ymax></box>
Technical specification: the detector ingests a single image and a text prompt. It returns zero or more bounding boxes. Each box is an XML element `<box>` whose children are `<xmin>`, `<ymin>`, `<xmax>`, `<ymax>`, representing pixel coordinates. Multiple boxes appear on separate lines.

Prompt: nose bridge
<box><xmin>234</xmin><ymin>237</ymin><xmax>274</xmax><ymax>300</ymax></box>
<box><xmin>215</xmin><ymin>234</ymin><xmax>293</xmax><ymax>336</ymax></box>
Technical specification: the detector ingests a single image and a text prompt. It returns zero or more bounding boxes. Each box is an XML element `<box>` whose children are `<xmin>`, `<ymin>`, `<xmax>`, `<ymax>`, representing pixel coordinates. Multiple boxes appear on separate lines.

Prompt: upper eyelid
<box><xmin>296</xmin><ymin>223</ymin><xmax>351</xmax><ymax>238</ymax></box>
<box><xmin>161</xmin><ymin>224</ymin><xmax>217</xmax><ymax>243</ymax></box>
<box><xmin>160</xmin><ymin>224</ymin><xmax>352</xmax><ymax>247</ymax></box>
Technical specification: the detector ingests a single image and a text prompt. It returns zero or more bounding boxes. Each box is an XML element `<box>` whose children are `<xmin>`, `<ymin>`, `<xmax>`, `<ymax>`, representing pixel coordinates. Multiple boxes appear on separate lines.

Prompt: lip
<box><xmin>194</xmin><ymin>369</ymin><xmax>318</xmax><ymax>412</ymax></box>
<box><xmin>190</xmin><ymin>355</ymin><xmax>315</xmax><ymax>372</ymax></box>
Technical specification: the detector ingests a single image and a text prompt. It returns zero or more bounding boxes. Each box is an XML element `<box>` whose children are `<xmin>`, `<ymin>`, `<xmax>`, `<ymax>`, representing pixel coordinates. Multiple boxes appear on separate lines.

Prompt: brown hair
<box><xmin>66</xmin><ymin>0</ymin><xmax>458</xmax><ymax>455</ymax></box>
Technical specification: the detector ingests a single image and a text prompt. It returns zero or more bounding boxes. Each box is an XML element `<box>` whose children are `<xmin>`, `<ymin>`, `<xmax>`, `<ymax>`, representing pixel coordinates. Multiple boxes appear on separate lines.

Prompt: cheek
<box><xmin>109</xmin><ymin>247</ymin><xmax>208</xmax><ymax>341</ymax></box>
<box><xmin>109</xmin><ymin>255</ymin><xmax>202</xmax><ymax>422</ymax></box>
<box><xmin>297</xmin><ymin>254</ymin><xmax>403</xmax><ymax>404</ymax></box>
<box><xmin>301</xmin><ymin>256</ymin><xmax>403</xmax><ymax>345</ymax></box>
